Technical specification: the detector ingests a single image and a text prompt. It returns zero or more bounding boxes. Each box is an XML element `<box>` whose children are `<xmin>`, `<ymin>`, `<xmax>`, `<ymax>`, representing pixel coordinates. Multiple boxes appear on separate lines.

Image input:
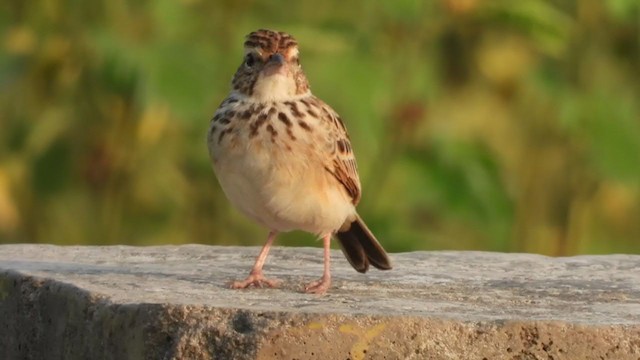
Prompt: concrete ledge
<box><xmin>1</xmin><ymin>245</ymin><xmax>639</xmax><ymax>359</ymax></box>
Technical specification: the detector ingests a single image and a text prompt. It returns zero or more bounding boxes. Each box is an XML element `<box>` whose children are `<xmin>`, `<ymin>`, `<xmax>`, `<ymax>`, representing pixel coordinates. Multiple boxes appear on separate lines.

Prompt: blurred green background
<box><xmin>1</xmin><ymin>0</ymin><xmax>639</xmax><ymax>255</ymax></box>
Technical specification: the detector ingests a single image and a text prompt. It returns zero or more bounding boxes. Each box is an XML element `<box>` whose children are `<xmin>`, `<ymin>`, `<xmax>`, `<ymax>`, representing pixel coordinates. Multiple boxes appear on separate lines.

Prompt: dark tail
<box><xmin>335</xmin><ymin>215</ymin><xmax>392</xmax><ymax>273</ymax></box>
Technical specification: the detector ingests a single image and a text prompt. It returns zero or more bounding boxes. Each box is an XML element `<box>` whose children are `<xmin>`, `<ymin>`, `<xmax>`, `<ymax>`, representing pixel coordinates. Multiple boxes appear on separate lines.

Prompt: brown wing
<box><xmin>316</xmin><ymin>100</ymin><xmax>362</xmax><ymax>205</ymax></box>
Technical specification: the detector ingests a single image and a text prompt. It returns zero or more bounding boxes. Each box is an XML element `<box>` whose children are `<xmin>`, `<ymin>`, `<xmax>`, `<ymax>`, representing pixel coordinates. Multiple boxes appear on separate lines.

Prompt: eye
<box><xmin>245</xmin><ymin>54</ymin><xmax>255</xmax><ymax>68</ymax></box>
<box><xmin>293</xmin><ymin>56</ymin><xmax>300</xmax><ymax>65</ymax></box>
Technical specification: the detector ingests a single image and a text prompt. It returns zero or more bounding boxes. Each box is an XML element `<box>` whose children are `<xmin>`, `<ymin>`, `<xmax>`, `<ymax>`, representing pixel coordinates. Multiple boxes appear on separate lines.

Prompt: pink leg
<box><xmin>230</xmin><ymin>230</ymin><xmax>280</xmax><ymax>289</ymax></box>
<box><xmin>304</xmin><ymin>234</ymin><xmax>332</xmax><ymax>294</ymax></box>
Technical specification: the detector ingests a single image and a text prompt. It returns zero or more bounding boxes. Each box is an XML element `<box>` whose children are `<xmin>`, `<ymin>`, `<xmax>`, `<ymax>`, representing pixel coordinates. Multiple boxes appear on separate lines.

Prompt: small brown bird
<box><xmin>207</xmin><ymin>29</ymin><xmax>391</xmax><ymax>294</ymax></box>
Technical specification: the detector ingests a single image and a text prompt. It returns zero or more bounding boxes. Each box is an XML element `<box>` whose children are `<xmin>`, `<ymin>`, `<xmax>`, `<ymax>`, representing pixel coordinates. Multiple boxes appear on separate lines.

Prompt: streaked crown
<box><xmin>244</xmin><ymin>29</ymin><xmax>299</xmax><ymax>57</ymax></box>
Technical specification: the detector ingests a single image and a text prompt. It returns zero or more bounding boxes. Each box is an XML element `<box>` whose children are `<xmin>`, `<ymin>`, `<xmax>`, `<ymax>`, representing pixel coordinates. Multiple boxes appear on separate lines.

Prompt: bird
<box><xmin>207</xmin><ymin>29</ymin><xmax>392</xmax><ymax>294</ymax></box>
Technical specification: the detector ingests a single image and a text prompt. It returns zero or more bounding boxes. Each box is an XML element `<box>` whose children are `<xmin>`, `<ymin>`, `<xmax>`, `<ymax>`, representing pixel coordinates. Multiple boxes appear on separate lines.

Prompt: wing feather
<box><xmin>316</xmin><ymin>100</ymin><xmax>362</xmax><ymax>205</ymax></box>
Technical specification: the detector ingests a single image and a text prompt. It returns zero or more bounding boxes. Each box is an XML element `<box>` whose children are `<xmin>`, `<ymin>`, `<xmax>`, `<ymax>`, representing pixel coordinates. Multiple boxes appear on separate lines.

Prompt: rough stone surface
<box><xmin>0</xmin><ymin>244</ymin><xmax>639</xmax><ymax>359</ymax></box>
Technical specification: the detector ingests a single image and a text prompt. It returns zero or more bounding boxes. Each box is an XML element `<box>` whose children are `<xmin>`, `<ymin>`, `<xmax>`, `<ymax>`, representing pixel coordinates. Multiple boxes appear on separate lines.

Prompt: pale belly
<box><xmin>210</xmin><ymin>135</ymin><xmax>355</xmax><ymax>235</ymax></box>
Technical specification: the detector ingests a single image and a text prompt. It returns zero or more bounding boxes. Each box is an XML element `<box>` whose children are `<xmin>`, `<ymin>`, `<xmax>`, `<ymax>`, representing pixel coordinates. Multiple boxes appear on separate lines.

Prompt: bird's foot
<box><xmin>229</xmin><ymin>272</ymin><xmax>280</xmax><ymax>289</ymax></box>
<box><xmin>304</xmin><ymin>276</ymin><xmax>331</xmax><ymax>294</ymax></box>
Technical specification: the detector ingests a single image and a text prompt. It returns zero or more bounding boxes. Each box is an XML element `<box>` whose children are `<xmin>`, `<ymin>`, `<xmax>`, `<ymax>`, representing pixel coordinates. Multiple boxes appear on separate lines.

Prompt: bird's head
<box><xmin>231</xmin><ymin>29</ymin><xmax>310</xmax><ymax>101</ymax></box>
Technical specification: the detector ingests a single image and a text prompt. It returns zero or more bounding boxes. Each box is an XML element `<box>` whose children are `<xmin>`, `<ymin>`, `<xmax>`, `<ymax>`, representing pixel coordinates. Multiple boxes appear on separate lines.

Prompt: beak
<box><xmin>268</xmin><ymin>53</ymin><xmax>286</xmax><ymax>66</ymax></box>
<box><xmin>263</xmin><ymin>53</ymin><xmax>287</xmax><ymax>76</ymax></box>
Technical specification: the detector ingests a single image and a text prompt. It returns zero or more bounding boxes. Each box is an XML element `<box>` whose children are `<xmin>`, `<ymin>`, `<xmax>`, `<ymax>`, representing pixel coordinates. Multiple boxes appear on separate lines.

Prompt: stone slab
<box><xmin>1</xmin><ymin>244</ymin><xmax>639</xmax><ymax>359</ymax></box>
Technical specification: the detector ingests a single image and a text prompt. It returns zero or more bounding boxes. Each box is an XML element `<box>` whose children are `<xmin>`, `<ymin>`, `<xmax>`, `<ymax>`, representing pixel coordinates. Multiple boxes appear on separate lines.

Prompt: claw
<box><xmin>230</xmin><ymin>272</ymin><xmax>280</xmax><ymax>289</ymax></box>
<box><xmin>304</xmin><ymin>276</ymin><xmax>331</xmax><ymax>294</ymax></box>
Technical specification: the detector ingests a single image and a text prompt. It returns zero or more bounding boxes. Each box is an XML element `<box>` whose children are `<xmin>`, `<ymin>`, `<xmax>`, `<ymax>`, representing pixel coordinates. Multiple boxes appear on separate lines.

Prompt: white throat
<box><xmin>251</xmin><ymin>73</ymin><xmax>300</xmax><ymax>102</ymax></box>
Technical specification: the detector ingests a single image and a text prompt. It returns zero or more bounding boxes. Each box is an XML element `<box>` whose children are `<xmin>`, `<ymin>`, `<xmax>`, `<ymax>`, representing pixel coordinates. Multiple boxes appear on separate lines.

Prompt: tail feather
<box><xmin>335</xmin><ymin>215</ymin><xmax>392</xmax><ymax>273</ymax></box>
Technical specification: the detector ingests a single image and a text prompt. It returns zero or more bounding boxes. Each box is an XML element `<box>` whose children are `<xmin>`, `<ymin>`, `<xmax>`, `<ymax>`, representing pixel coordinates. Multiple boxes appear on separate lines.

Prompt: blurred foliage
<box><xmin>0</xmin><ymin>0</ymin><xmax>639</xmax><ymax>255</ymax></box>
